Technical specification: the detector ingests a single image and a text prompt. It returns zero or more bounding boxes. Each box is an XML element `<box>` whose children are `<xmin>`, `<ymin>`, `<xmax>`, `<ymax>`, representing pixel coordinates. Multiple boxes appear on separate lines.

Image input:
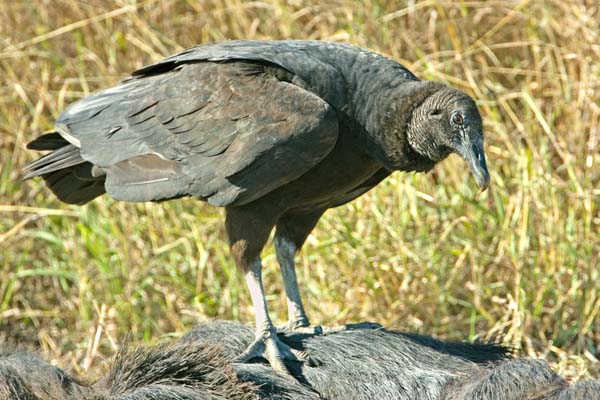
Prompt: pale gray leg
<box><xmin>274</xmin><ymin>231</ymin><xmax>381</xmax><ymax>336</ymax></box>
<box><xmin>274</xmin><ymin>235</ymin><xmax>311</xmax><ymax>330</ymax></box>
<box><xmin>234</xmin><ymin>258</ymin><xmax>310</xmax><ymax>373</ymax></box>
<box><xmin>273</xmin><ymin>211</ymin><xmax>379</xmax><ymax>335</ymax></box>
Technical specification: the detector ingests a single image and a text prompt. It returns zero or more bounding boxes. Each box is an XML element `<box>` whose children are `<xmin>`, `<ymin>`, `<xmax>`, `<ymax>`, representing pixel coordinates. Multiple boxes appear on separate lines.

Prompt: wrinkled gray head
<box><xmin>407</xmin><ymin>86</ymin><xmax>490</xmax><ymax>190</ymax></box>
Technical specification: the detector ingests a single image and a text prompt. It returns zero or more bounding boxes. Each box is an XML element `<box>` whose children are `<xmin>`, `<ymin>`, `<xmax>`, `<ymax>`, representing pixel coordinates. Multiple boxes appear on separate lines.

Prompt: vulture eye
<box><xmin>450</xmin><ymin>112</ymin><xmax>464</xmax><ymax>126</ymax></box>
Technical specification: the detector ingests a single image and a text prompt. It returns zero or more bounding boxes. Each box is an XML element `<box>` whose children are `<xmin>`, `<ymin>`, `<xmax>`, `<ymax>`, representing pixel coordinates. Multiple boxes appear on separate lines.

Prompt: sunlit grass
<box><xmin>1</xmin><ymin>0</ymin><xmax>598</xmax><ymax>381</ymax></box>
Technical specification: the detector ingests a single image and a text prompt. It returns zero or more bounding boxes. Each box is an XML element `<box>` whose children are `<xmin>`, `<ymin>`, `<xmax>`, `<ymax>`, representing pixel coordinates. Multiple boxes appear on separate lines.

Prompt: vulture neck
<box><xmin>348</xmin><ymin>77</ymin><xmax>444</xmax><ymax>173</ymax></box>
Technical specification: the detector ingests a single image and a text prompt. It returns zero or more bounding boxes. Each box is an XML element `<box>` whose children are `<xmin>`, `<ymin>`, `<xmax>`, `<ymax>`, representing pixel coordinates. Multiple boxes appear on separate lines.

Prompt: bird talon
<box><xmin>233</xmin><ymin>339</ymin><xmax>266</xmax><ymax>363</ymax></box>
<box><xmin>289</xmin><ymin>348</ymin><xmax>309</xmax><ymax>361</ymax></box>
<box><xmin>276</xmin><ymin>323</ymin><xmax>323</xmax><ymax>336</ymax></box>
<box><xmin>235</xmin><ymin>330</ymin><xmax>311</xmax><ymax>375</ymax></box>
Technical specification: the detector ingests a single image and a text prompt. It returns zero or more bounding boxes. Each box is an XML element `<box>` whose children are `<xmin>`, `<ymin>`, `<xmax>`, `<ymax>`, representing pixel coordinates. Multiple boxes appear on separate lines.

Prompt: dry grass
<box><xmin>1</xmin><ymin>0</ymin><xmax>599</xmax><ymax>381</ymax></box>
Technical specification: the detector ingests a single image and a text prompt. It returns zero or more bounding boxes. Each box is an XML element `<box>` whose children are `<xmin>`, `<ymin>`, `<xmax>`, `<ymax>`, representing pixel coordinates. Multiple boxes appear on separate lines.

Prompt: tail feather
<box><xmin>23</xmin><ymin>144</ymin><xmax>85</xmax><ymax>180</ymax></box>
<box><xmin>44</xmin><ymin>164</ymin><xmax>106</xmax><ymax>204</ymax></box>
<box><xmin>26</xmin><ymin>131</ymin><xmax>69</xmax><ymax>151</ymax></box>
<box><xmin>24</xmin><ymin>133</ymin><xmax>106</xmax><ymax>204</ymax></box>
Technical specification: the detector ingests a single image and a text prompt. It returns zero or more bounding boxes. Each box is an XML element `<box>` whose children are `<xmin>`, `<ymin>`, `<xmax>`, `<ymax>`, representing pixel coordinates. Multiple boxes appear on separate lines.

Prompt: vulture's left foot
<box><xmin>277</xmin><ymin>320</ymin><xmax>323</xmax><ymax>335</ymax></box>
<box><xmin>322</xmin><ymin>321</ymin><xmax>383</xmax><ymax>333</ymax></box>
<box><xmin>278</xmin><ymin>321</ymin><xmax>383</xmax><ymax>335</ymax></box>
<box><xmin>234</xmin><ymin>327</ymin><xmax>312</xmax><ymax>374</ymax></box>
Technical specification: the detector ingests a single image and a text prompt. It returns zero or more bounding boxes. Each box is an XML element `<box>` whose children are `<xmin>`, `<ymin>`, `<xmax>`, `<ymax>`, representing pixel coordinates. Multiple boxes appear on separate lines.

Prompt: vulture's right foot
<box><xmin>234</xmin><ymin>327</ymin><xmax>312</xmax><ymax>374</ymax></box>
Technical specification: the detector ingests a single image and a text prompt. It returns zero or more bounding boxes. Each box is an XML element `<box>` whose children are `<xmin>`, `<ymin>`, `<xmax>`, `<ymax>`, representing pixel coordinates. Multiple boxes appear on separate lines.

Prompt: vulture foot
<box><xmin>277</xmin><ymin>321</ymin><xmax>383</xmax><ymax>335</ymax></box>
<box><xmin>276</xmin><ymin>319</ymin><xmax>322</xmax><ymax>335</ymax></box>
<box><xmin>234</xmin><ymin>328</ymin><xmax>313</xmax><ymax>374</ymax></box>
<box><xmin>321</xmin><ymin>321</ymin><xmax>383</xmax><ymax>333</ymax></box>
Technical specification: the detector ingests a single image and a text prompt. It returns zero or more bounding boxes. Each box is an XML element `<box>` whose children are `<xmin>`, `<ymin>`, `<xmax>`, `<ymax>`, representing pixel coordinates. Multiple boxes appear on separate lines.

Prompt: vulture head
<box><xmin>407</xmin><ymin>87</ymin><xmax>490</xmax><ymax>191</ymax></box>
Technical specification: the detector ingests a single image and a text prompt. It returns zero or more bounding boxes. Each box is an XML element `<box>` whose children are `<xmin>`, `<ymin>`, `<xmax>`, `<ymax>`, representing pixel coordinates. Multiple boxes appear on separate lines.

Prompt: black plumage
<box><xmin>24</xmin><ymin>40</ymin><xmax>490</xmax><ymax>373</ymax></box>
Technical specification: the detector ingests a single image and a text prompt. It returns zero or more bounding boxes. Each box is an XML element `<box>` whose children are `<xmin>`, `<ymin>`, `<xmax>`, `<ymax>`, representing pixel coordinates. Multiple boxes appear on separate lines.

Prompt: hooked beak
<box><xmin>456</xmin><ymin>136</ymin><xmax>490</xmax><ymax>192</ymax></box>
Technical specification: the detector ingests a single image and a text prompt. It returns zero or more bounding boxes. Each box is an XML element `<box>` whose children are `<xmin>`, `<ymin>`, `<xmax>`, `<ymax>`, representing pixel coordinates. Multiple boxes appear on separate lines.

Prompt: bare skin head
<box><xmin>407</xmin><ymin>87</ymin><xmax>490</xmax><ymax>191</ymax></box>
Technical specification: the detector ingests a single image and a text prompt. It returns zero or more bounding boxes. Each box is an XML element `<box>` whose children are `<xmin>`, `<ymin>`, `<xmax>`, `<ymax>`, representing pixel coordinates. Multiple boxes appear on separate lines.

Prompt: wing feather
<box><xmin>55</xmin><ymin>60</ymin><xmax>338</xmax><ymax>206</ymax></box>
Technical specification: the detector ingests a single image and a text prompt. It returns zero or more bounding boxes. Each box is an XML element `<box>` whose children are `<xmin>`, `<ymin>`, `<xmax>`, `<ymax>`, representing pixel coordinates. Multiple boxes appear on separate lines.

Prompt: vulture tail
<box><xmin>23</xmin><ymin>132</ymin><xmax>106</xmax><ymax>204</ymax></box>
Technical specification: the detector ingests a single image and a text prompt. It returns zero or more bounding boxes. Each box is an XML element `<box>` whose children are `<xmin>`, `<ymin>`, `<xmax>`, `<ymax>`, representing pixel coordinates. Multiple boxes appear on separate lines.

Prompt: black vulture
<box><xmin>24</xmin><ymin>40</ymin><xmax>490</xmax><ymax>373</ymax></box>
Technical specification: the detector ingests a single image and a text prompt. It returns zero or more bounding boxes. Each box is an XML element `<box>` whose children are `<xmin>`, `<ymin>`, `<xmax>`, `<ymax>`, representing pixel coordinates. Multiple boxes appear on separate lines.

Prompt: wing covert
<box><xmin>56</xmin><ymin>61</ymin><xmax>339</xmax><ymax>206</ymax></box>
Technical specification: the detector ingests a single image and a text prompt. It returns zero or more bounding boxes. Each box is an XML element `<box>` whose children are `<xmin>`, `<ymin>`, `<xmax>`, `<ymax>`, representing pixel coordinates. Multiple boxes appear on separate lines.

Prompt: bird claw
<box><xmin>234</xmin><ymin>331</ymin><xmax>314</xmax><ymax>374</ymax></box>
<box><xmin>338</xmin><ymin>321</ymin><xmax>383</xmax><ymax>331</ymax></box>
<box><xmin>235</xmin><ymin>321</ymin><xmax>381</xmax><ymax>373</ymax></box>
<box><xmin>276</xmin><ymin>322</ymin><xmax>323</xmax><ymax>335</ymax></box>
<box><xmin>277</xmin><ymin>321</ymin><xmax>383</xmax><ymax>336</ymax></box>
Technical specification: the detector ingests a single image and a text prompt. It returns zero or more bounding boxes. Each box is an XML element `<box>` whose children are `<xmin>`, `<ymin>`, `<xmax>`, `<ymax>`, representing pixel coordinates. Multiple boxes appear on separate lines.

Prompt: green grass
<box><xmin>1</xmin><ymin>0</ymin><xmax>599</xmax><ymax>380</ymax></box>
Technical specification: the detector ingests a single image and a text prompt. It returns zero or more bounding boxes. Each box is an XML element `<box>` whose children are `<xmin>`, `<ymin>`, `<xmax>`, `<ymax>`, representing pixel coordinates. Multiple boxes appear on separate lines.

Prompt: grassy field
<box><xmin>1</xmin><ymin>0</ymin><xmax>599</xmax><ymax>381</ymax></box>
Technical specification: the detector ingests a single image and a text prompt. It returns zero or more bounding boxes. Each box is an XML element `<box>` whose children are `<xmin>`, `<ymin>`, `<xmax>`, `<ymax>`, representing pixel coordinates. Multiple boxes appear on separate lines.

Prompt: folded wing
<box><xmin>56</xmin><ymin>60</ymin><xmax>339</xmax><ymax>206</ymax></box>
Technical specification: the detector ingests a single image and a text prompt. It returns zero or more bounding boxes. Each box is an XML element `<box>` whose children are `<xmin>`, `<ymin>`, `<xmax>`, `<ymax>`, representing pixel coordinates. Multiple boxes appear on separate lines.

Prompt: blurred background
<box><xmin>1</xmin><ymin>0</ymin><xmax>598</xmax><ymax>380</ymax></box>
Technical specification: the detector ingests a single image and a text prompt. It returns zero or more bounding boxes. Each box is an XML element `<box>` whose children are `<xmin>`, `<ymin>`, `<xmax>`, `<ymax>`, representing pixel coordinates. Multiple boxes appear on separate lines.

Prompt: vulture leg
<box><xmin>275</xmin><ymin>211</ymin><xmax>383</xmax><ymax>336</ymax></box>
<box><xmin>226</xmin><ymin>207</ymin><xmax>309</xmax><ymax>373</ymax></box>
<box><xmin>274</xmin><ymin>210</ymin><xmax>325</xmax><ymax>332</ymax></box>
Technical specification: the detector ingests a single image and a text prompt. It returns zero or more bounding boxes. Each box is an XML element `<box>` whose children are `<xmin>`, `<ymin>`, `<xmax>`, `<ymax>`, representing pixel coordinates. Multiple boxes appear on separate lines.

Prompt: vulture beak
<box><xmin>456</xmin><ymin>132</ymin><xmax>490</xmax><ymax>192</ymax></box>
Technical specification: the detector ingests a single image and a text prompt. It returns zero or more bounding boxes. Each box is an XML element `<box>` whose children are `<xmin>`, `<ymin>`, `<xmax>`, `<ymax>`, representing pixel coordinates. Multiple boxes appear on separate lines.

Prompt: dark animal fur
<box><xmin>0</xmin><ymin>351</ymin><xmax>92</xmax><ymax>400</ymax></box>
<box><xmin>1</xmin><ymin>321</ymin><xmax>598</xmax><ymax>400</ymax></box>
